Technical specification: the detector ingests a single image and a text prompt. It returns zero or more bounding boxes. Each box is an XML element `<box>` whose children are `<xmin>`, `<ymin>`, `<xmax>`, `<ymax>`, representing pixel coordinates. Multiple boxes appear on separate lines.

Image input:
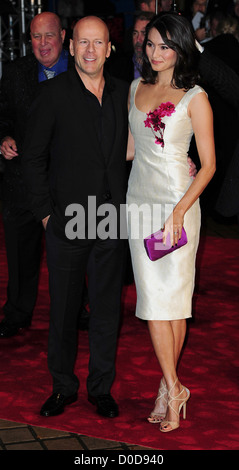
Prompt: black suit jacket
<box><xmin>107</xmin><ymin>52</ymin><xmax>135</xmax><ymax>84</ymax></box>
<box><xmin>0</xmin><ymin>52</ymin><xmax>73</xmax><ymax>206</ymax></box>
<box><xmin>195</xmin><ymin>48</ymin><xmax>239</xmax><ymax>210</ymax></box>
<box><xmin>198</xmin><ymin>48</ymin><xmax>239</xmax><ymax>109</ymax></box>
<box><xmin>22</xmin><ymin>68</ymin><xmax>129</xmax><ymax>239</ymax></box>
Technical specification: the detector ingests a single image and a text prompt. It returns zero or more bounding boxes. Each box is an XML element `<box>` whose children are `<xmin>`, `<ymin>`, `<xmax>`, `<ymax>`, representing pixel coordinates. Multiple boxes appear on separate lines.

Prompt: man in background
<box><xmin>0</xmin><ymin>12</ymin><xmax>88</xmax><ymax>338</ymax></box>
<box><xmin>108</xmin><ymin>12</ymin><xmax>153</xmax><ymax>82</ymax></box>
<box><xmin>136</xmin><ymin>0</ymin><xmax>172</xmax><ymax>12</ymax></box>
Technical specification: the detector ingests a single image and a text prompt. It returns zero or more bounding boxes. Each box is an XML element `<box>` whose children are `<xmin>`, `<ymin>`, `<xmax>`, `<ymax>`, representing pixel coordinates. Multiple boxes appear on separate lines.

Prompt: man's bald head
<box><xmin>72</xmin><ymin>16</ymin><xmax>110</xmax><ymax>42</ymax></box>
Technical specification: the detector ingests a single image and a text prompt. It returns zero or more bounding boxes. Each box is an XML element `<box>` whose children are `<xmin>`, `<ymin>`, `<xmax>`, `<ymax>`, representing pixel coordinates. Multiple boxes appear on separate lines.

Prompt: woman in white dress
<box><xmin>126</xmin><ymin>12</ymin><xmax>216</xmax><ymax>432</ymax></box>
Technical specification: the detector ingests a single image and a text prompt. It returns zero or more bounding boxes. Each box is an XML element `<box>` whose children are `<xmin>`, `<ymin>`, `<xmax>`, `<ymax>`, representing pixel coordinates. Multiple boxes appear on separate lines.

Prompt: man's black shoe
<box><xmin>88</xmin><ymin>393</ymin><xmax>119</xmax><ymax>418</ymax></box>
<box><xmin>40</xmin><ymin>393</ymin><xmax>78</xmax><ymax>417</ymax></box>
<box><xmin>0</xmin><ymin>320</ymin><xmax>31</xmax><ymax>338</ymax></box>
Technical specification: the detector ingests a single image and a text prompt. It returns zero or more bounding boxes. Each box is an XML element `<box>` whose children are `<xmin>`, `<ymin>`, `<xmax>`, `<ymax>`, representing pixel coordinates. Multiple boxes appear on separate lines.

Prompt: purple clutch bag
<box><xmin>144</xmin><ymin>227</ymin><xmax>188</xmax><ymax>261</ymax></box>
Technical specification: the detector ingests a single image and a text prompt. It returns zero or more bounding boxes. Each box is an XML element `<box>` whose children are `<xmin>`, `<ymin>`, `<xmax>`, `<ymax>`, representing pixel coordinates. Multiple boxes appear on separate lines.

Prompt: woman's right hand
<box><xmin>163</xmin><ymin>209</ymin><xmax>184</xmax><ymax>247</ymax></box>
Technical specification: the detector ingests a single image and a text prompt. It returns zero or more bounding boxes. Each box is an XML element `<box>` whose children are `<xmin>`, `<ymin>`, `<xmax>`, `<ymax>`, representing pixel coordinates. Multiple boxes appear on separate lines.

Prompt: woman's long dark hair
<box><xmin>141</xmin><ymin>12</ymin><xmax>200</xmax><ymax>90</ymax></box>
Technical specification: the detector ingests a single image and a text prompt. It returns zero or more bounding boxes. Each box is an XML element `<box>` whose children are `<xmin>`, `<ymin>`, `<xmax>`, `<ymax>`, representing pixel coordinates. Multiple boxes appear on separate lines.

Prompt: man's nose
<box><xmin>87</xmin><ymin>42</ymin><xmax>96</xmax><ymax>52</ymax></box>
<box><xmin>40</xmin><ymin>35</ymin><xmax>47</xmax><ymax>46</ymax></box>
<box><xmin>139</xmin><ymin>34</ymin><xmax>145</xmax><ymax>45</ymax></box>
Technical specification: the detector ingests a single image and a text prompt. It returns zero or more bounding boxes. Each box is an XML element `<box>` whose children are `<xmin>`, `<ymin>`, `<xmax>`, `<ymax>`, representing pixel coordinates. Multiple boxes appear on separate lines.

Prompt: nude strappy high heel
<box><xmin>147</xmin><ymin>378</ymin><xmax>168</xmax><ymax>424</ymax></box>
<box><xmin>160</xmin><ymin>378</ymin><xmax>190</xmax><ymax>433</ymax></box>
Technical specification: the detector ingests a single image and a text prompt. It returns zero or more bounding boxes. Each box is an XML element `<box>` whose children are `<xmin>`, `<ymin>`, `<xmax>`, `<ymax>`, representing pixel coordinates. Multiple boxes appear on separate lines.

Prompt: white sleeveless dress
<box><xmin>127</xmin><ymin>77</ymin><xmax>204</xmax><ymax>321</ymax></box>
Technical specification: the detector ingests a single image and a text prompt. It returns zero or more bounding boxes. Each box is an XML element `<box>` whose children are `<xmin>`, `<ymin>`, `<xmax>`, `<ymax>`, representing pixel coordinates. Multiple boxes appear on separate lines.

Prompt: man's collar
<box><xmin>38</xmin><ymin>48</ymin><xmax>68</xmax><ymax>73</ymax></box>
<box><xmin>132</xmin><ymin>53</ymin><xmax>142</xmax><ymax>72</ymax></box>
<box><xmin>72</xmin><ymin>67</ymin><xmax>115</xmax><ymax>93</ymax></box>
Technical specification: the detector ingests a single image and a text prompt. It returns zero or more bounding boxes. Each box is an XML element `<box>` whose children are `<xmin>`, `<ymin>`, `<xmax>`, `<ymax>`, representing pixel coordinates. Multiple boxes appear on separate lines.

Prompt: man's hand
<box><xmin>42</xmin><ymin>215</ymin><xmax>50</xmax><ymax>230</ymax></box>
<box><xmin>195</xmin><ymin>27</ymin><xmax>206</xmax><ymax>43</ymax></box>
<box><xmin>0</xmin><ymin>136</ymin><xmax>18</xmax><ymax>160</ymax></box>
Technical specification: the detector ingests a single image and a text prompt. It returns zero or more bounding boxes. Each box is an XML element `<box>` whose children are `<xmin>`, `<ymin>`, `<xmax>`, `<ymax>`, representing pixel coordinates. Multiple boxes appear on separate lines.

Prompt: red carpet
<box><xmin>0</xmin><ymin>216</ymin><xmax>239</xmax><ymax>450</ymax></box>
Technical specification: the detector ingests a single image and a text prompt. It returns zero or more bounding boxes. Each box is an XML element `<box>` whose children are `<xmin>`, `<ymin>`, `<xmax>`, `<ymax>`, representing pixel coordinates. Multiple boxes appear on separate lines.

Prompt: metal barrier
<box><xmin>0</xmin><ymin>0</ymin><xmax>43</xmax><ymax>77</ymax></box>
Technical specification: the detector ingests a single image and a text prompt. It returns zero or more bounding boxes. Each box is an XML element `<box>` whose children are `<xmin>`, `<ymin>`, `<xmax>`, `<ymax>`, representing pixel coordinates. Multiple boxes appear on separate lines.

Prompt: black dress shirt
<box><xmin>76</xmin><ymin>70</ymin><xmax>116</xmax><ymax>200</ymax></box>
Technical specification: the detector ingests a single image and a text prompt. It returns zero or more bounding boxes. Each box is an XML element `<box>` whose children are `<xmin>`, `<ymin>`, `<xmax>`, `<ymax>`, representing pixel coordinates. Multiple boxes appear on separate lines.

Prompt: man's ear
<box><xmin>69</xmin><ymin>39</ymin><xmax>74</xmax><ymax>57</ymax></box>
<box><xmin>106</xmin><ymin>41</ymin><xmax>111</xmax><ymax>59</ymax></box>
<box><xmin>61</xmin><ymin>29</ymin><xmax>66</xmax><ymax>44</ymax></box>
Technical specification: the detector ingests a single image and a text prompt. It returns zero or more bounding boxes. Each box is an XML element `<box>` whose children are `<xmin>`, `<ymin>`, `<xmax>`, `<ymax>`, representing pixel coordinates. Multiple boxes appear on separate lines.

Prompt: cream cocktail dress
<box><xmin>127</xmin><ymin>78</ymin><xmax>204</xmax><ymax>320</ymax></box>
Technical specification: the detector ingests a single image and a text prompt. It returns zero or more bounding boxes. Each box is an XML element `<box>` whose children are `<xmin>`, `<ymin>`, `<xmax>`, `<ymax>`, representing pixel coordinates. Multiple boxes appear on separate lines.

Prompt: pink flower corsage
<box><xmin>144</xmin><ymin>102</ymin><xmax>175</xmax><ymax>147</ymax></box>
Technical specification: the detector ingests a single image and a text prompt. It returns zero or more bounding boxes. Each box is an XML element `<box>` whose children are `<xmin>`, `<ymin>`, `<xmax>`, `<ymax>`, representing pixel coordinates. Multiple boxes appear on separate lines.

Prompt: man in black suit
<box><xmin>0</xmin><ymin>12</ymin><xmax>89</xmax><ymax>337</ymax></box>
<box><xmin>22</xmin><ymin>16</ymin><xmax>129</xmax><ymax>418</ymax></box>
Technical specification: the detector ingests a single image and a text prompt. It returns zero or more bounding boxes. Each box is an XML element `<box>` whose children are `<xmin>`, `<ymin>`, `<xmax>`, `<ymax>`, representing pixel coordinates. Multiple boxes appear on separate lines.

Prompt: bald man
<box><xmin>0</xmin><ymin>12</ymin><xmax>75</xmax><ymax>339</ymax></box>
<box><xmin>22</xmin><ymin>16</ymin><xmax>129</xmax><ymax>418</ymax></box>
